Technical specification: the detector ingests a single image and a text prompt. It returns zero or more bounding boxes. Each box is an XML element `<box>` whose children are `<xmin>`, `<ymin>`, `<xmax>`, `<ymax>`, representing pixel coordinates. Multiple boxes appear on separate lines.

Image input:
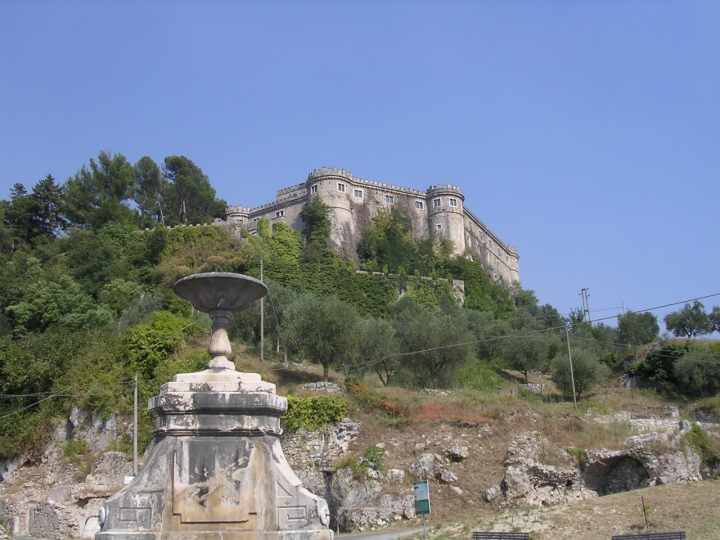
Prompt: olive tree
<box><xmin>551</xmin><ymin>348</ymin><xmax>609</xmax><ymax>398</ymax></box>
<box><xmin>285</xmin><ymin>293</ymin><xmax>359</xmax><ymax>381</ymax></box>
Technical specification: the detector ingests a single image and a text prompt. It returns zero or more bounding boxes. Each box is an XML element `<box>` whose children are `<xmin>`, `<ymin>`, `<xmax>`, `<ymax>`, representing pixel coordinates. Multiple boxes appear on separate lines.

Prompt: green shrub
<box><xmin>682</xmin><ymin>424</ymin><xmax>720</xmax><ymax>468</ymax></box>
<box><xmin>455</xmin><ymin>360</ymin><xmax>504</xmax><ymax>391</ymax></box>
<box><xmin>564</xmin><ymin>446</ymin><xmax>588</xmax><ymax>465</ymax></box>
<box><xmin>626</xmin><ymin>344</ymin><xmax>687</xmax><ymax>385</ymax></box>
<box><xmin>363</xmin><ymin>445</ymin><xmax>386</xmax><ymax>471</ymax></box>
<box><xmin>123</xmin><ymin>311</ymin><xmax>196</xmax><ymax>378</ymax></box>
<box><xmin>282</xmin><ymin>395</ymin><xmax>348</xmax><ymax>432</ymax></box>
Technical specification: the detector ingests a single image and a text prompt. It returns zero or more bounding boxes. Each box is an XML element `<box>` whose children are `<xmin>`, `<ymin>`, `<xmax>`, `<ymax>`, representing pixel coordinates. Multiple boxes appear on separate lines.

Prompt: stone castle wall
<box><xmin>219</xmin><ymin>168</ymin><xmax>519</xmax><ymax>283</ymax></box>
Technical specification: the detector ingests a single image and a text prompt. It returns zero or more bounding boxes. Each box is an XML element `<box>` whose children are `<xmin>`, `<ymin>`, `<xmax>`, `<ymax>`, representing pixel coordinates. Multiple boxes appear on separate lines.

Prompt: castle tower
<box><xmin>426</xmin><ymin>184</ymin><xmax>466</xmax><ymax>256</ymax></box>
<box><xmin>305</xmin><ymin>168</ymin><xmax>358</xmax><ymax>254</ymax></box>
<box><xmin>225</xmin><ymin>205</ymin><xmax>250</xmax><ymax>227</ymax></box>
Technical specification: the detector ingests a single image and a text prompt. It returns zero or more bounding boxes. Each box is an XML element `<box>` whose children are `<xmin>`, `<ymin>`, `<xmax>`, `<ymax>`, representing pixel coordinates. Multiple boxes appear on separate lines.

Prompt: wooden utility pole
<box><xmin>260</xmin><ymin>255</ymin><xmax>264</xmax><ymax>363</ymax></box>
<box><xmin>565</xmin><ymin>326</ymin><xmax>578</xmax><ymax>410</ymax></box>
<box><xmin>133</xmin><ymin>373</ymin><xmax>138</xmax><ymax>476</ymax></box>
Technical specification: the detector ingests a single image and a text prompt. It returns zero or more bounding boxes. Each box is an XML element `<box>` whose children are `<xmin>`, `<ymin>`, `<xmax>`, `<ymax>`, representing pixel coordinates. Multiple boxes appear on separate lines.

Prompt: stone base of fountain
<box><xmin>96</xmin><ymin>368</ymin><xmax>332</xmax><ymax>540</ymax></box>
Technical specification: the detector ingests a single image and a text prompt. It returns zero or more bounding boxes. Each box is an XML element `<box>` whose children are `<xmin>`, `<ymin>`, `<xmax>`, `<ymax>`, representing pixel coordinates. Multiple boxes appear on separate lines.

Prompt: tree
<box><xmin>5</xmin><ymin>273</ymin><xmax>114</xmax><ymax>334</ymax></box>
<box><xmin>285</xmin><ymin>293</ymin><xmax>359</xmax><ymax>381</ymax></box>
<box><xmin>709</xmin><ymin>306</ymin><xmax>720</xmax><ymax>334</ymax></box>
<box><xmin>358</xmin><ymin>207</ymin><xmax>418</xmax><ymax>273</ymax></box>
<box><xmin>230</xmin><ymin>279</ymin><xmax>297</xmax><ymax>360</ymax></box>
<box><xmin>3</xmin><ymin>183</ymin><xmax>37</xmax><ymax>249</ymax></box>
<box><xmin>664</xmin><ymin>301</ymin><xmax>711</xmax><ymax>338</ymax></box>
<box><xmin>133</xmin><ymin>157</ymin><xmax>166</xmax><ymax>227</ymax></box>
<box><xmin>395</xmin><ymin>306</ymin><xmax>474</xmax><ymax>389</ymax></box>
<box><xmin>64</xmin><ymin>151</ymin><xmax>137</xmax><ymax>229</ymax></box>
<box><xmin>163</xmin><ymin>156</ymin><xmax>224</xmax><ymax>225</ymax></box>
<box><xmin>617</xmin><ymin>311</ymin><xmax>659</xmax><ymax>346</ymax></box>
<box><xmin>675</xmin><ymin>346</ymin><xmax>720</xmax><ymax>396</ymax></box>
<box><xmin>551</xmin><ymin>348</ymin><xmax>608</xmax><ymax>398</ymax></box>
<box><xmin>466</xmin><ymin>309</ymin><xmax>512</xmax><ymax>362</ymax></box>
<box><xmin>355</xmin><ymin>316</ymin><xmax>400</xmax><ymax>386</ymax></box>
<box><xmin>299</xmin><ymin>197</ymin><xmax>331</xmax><ymax>261</ymax></box>
<box><xmin>99</xmin><ymin>279</ymin><xmax>142</xmax><ymax>316</ymax></box>
<box><xmin>501</xmin><ymin>332</ymin><xmax>554</xmax><ymax>383</ymax></box>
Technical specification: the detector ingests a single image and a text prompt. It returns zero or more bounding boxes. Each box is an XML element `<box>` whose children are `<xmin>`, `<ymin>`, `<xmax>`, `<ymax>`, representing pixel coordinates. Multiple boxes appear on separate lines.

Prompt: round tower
<box><xmin>426</xmin><ymin>184</ymin><xmax>465</xmax><ymax>255</ymax></box>
<box><xmin>305</xmin><ymin>168</ymin><xmax>356</xmax><ymax>250</ymax></box>
<box><xmin>225</xmin><ymin>205</ymin><xmax>250</xmax><ymax>227</ymax></box>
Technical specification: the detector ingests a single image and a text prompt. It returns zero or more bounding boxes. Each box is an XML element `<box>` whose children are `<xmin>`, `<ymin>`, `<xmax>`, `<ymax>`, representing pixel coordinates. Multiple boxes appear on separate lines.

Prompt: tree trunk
<box><xmin>323</xmin><ymin>363</ymin><xmax>329</xmax><ymax>382</ymax></box>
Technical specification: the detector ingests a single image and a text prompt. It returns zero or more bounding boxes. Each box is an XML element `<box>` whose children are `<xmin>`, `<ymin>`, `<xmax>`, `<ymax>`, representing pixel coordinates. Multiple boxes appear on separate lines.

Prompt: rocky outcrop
<box><xmin>487</xmin><ymin>418</ymin><xmax>719</xmax><ymax>508</ymax></box>
<box><xmin>0</xmin><ymin>407</ymin><xmax>134</xmax><ymax>540</ymax></box>
<box><xmin>328</xmin><ymin>467</ymin><xmax>415</xmax><ymax>532</ymax></box>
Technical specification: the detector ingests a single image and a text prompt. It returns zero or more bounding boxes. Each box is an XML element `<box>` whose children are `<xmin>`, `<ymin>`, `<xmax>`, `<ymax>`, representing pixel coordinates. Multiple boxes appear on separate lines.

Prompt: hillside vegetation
<box><xmin>1</xmin><ymin>150</ymin><xmax>719</xmax><ymax>467</ymax></box>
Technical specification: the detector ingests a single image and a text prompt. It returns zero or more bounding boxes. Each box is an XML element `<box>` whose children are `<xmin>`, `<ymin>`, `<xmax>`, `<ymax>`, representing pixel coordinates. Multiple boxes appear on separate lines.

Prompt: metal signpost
<box><xmin>414</xmin><ymin>480</ymin><xmax>430</xmax><ymax>540</ymax></box>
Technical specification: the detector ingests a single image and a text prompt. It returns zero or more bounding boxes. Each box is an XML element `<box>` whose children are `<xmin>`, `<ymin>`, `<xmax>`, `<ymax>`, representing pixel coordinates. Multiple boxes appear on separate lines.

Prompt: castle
<box><xmin>219</xmin><ymin>167</ymin><xmax>519</xmax><ymax>283</ymax></box>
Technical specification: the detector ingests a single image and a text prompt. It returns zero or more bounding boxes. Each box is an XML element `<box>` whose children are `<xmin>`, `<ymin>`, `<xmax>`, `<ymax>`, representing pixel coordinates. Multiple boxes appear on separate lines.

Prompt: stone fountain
<box><xmin>96</xmin><ymin>272</ymin><xmax>332</xmax><ymax>540</ymax></box>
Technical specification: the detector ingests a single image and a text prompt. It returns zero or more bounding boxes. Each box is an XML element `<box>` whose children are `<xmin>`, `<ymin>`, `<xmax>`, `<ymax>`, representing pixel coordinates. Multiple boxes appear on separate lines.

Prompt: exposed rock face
<box><xmin>488</xmin><ymin>418</ymin><xmax>716</xmax><ymax>508</ymax></box>
<box><xmin>0</xmin><ymin>442</ymin><xmax>133</xmax><ymax>539</ymax></box>
<box><xmin>69</xmin><ymin>405</ymin><xmax>122</xmax><ymax>453</ymax></box>
<box><xmin>302</xmin><ymin>382</ymin><xmax>343</xmax><ymax>394</ymax></box>
<box><xmin>328</xmin><ymin>468</ymin><xmax>415</xmax><ymax>532</ymax></box>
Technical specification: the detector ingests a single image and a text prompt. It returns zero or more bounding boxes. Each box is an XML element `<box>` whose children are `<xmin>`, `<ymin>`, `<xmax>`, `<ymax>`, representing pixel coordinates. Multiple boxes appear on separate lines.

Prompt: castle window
<box><xmin>311</xmin><ymin>185</ymin><xmax>318</xmax><ymax>194</ymax></box>
<box><xmin>449</xmin><ymin>198</ymin><xmax>457</xmax><ymax>207</ymax></box>
<box><xmin>433</xmin><ymin>198</ymin><xmax>441</xmax><ymax>208</ymax></box>
<box><xmin>415</xmin><ymin>201</ymin><xmax>424</xmax><ymax>209</ymax></box>
<box><xmin>354</xmin><ymin>190</ymin><xmax>363</xmax><ymax>199</ymax></box>
<box><xmin>275</xmin><ymin>210</ymin><xmax>284</xmax><ymax>218</ymax></box>
<box><xmin>337</xmin><ymin>183</ymin><xmax>345</xmax><ymax>192</ymax></box>
<box><xmin>436</xmin><ymin>224</ymin><xmax>442</xmax><ymax>230</ymax></box>
<box><xmin>385</xmin><ymin>195</ymin><xmax>394</xmax><ymax>204</ymax></box>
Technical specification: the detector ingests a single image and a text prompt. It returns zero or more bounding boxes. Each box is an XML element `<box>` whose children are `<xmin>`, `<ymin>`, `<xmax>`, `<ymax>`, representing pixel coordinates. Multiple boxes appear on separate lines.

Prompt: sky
<box><xmin>1</xmin><ymin>1</ymin><xmax>718</xmax><ymax>329</ymax></box>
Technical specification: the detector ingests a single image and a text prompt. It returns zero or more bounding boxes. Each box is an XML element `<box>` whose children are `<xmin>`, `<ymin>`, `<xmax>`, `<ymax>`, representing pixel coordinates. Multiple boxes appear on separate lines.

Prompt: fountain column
<box><xmin>96</xmin><ymin>273</ymin><xmax>332</xmax><ymax>540</ymax></box>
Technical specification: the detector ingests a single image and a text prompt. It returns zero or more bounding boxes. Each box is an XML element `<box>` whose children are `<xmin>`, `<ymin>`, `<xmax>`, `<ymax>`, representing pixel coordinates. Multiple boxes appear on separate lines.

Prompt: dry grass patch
<box><xmin>414</xmin><ymin>479</ymin><xmax>720</xmax><ymax>540</ymax></box>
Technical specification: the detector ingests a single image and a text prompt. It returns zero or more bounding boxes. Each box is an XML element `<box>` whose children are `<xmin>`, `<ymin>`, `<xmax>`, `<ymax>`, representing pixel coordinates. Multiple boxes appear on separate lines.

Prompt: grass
<box><xmin>414</xmin><ymin>479</ymin><xmax>720</xmax><ymax>540</ymax></box>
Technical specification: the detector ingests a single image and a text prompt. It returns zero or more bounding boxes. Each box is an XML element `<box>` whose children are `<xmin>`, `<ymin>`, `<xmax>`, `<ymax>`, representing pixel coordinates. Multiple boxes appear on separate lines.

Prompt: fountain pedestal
<box><xmin>96</xmin><ymin>273</ymin><xmax>332</xmax><ymax>540</ymax></box>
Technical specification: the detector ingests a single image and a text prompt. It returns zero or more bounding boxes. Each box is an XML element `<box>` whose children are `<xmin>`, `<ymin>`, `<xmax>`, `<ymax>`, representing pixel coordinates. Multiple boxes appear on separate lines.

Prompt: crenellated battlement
<box><xmin>220</xmin><ymin>167</ymin><xmax>519</xmax><ymax>283</ymax></box>
<box><xmin>427</xmin><ymin>184</ymin><xmax>464</xmax><ymax>199</ymax></box>
<box><xmin>226</xmin><ymin>205</ymin><xmax>251</xmax><ymax>215</ymax></box>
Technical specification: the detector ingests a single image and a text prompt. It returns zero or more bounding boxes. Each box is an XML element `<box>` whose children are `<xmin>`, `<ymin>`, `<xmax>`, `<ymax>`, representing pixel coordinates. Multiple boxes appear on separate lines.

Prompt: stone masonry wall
<box><xmin>219</xmin><ymin>167</ymin><xmax>520</xmax><ymax>283</ymax></box>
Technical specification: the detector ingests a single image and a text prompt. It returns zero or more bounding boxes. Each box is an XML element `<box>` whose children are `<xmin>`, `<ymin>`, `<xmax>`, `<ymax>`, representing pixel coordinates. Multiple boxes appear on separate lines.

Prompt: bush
<box><xmin>123</xmin><ymin>311</ymin><xmax>197</xmax><ymax>378</ymax></box>
<box><xmin>282</xmin><ymin>395</ymin><xmax>348</xmax><ymax>432</ymax></box>
<box><xmin>626</xmin><ymin>344</ymin><xmax>687</xmax><ymax>386</ymax></box>
<box><xmin>454</xmin><ymin>360</ymin><xmax>504</xmax><ymax>391</ymax></box>
<box><xmin>682</xmin><ymin>424</ymin><xmax>720</xmax><ymax>468</ymax></box>
<box><xmin>551</xmin><ymin>349</ymin><xmax>609</xmax><ymax>398</ymax></box>
<box><xmin>363</xmin><ymin>445</ymin><xmax>386</xmax><ymax>471</ymax></box>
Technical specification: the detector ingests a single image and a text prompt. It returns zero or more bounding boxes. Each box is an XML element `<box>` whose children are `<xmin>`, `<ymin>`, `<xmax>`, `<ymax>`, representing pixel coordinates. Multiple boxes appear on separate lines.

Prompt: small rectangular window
<box><xmin>415</xmin><ymin>201</ymin><xmax>424</xmax><ymax>209</ymax></box>
<box><xmin>337</xmin><ymin>183</ymin><xmax>345</xmax><ymax>192</ymax></box>
<box><xmin>433</xmin><ymin>198</ymin><xmax>441</xmax><ymax>208</ymax></box>
<box><xmin>238</xmin><ymin>220</ymin><xmax>243</xmax><ymax>225</ymax></box>
<box><xmin>385</xmin><ymin>195</ymin><xmax>394</xmax><ymax>204</ymax></box>
<box><xmin>311</xmin><ymin>185</ymin><xmax>318</xmax><ymax>194</ymax></box>
<box><xmin>354</xmin><ymin>190</ymin><xmax>363</xmax><ymax>198</ymax></box>
<box><xmin>449</xmin><ymin>198</ymin><xmax>457</xmax><ymax>207</ymax></box>
<box><xmin>275</xmin><ymin>210</ymin><xmax>284</xmax><ymax>218</ymax></box>
<box><xmin>436</xmin><ymin>224</ymin><xmax>442</xmax><ymax>230</ymax></box>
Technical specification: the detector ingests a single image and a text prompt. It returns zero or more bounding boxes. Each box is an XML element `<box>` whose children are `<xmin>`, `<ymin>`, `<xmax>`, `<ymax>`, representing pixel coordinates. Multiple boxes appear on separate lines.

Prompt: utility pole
<box><xmin>133</xmin><ymin>373</ymin><xmax>138</xmax><ymax>476</ymax></box>
<box><xmin>260</xmin><ymin>255</ymin><xmax>264</xmax><ymax>363</ymax></box>
<box><xmin>565</xmin><ymin>326</ymin><xmax>578</xmax><ymax>410</ymax></box>
<box><xmin>622</xmin><ymin>300</ymin><xmax>626</xmax><ymax>315</ymax></box>
<box><xmin>580</xmin><ymin>288</ymin><xmax>592</xmax><ymax>324</ymax></box>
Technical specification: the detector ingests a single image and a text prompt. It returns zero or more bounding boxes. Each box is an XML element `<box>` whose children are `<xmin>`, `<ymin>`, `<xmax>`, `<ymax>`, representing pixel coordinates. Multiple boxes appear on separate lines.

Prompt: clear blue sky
<box><xmin>1</xmin><ymin>1</ymin><xmax>718</xmax><ymax>328</ymax></box>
